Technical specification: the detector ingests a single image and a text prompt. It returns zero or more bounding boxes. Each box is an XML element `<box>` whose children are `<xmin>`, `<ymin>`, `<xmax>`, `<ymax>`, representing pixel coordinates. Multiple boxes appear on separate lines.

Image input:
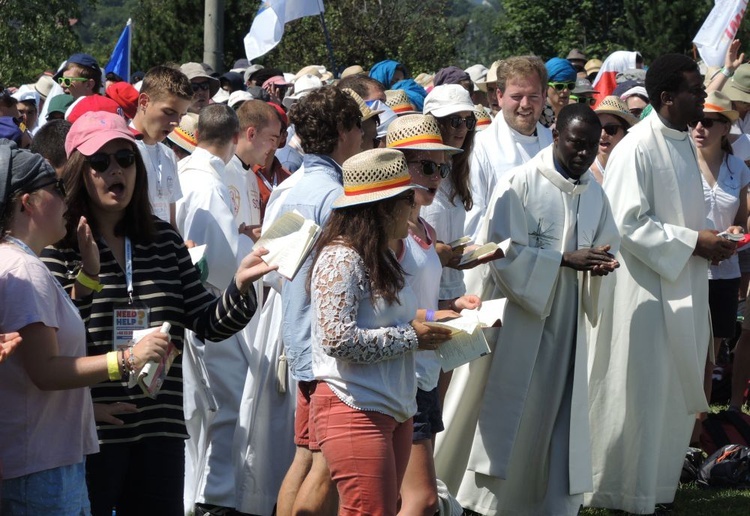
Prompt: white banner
<box><xmin>693</xmin><ymin>0</ymin><xmax>748</xmax><ymax>67</ymax></box>
<box><xmin>244</xmin><ymin>0</ymin><xmax>324</xmax><ymax>61</ymax></box>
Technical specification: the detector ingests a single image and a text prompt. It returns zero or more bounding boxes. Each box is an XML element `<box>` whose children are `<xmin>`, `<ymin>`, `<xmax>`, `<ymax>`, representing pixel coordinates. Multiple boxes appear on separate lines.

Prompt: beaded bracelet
<box><xmin>127</xmin><ymin>344</ymin><xmax>136</xmax><ymax>373</ymax></box>
<box><xmin>119</xmin><ymin>349</ymin><xmax>127</xmax><ymax>379</ymax></box>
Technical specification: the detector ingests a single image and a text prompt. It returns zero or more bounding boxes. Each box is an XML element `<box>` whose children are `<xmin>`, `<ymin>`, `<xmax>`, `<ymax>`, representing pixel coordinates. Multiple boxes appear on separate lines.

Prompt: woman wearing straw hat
<box><xmin>590</xmin><ymin>96</ymin><xmax>639</xmax><ymax>183</ymax></box>
<box><xmin>386</xmin><ymin>113</ymin><xmax>483</xmax><ymax>514</ymax></box>
<box><xmin>691</xmin><ymin>91</ymin><xmax>750</xmax><ymax>416</ymax></box>
<box><xmin>309</xmin><ymin>148</ymin><xmax>451</xmax><ymax>515</ymax></box>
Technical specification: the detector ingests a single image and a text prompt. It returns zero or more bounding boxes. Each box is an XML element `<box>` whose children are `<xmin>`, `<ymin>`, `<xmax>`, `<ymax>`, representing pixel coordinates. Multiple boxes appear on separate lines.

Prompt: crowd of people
<box><xmin>1</xmin><ymin>40</ymin><xmax>750</xmax><ymax>516</ymax></box>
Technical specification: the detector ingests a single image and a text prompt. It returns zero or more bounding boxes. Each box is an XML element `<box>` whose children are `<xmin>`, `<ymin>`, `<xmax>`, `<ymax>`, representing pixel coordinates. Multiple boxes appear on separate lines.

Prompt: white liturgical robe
<box><xmin>438</xmin><ymin>145</ymin><xmax>620</xmax><ymax>516</ymax></box>
<box><xmin>586</xmin><ymin>113</ymin><xmax>712</xmax><ymax>514</ymax></box>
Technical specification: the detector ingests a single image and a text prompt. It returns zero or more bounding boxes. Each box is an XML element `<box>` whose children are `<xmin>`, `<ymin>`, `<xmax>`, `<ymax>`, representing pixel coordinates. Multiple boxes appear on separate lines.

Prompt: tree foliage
<box><xmin>0</xmin><ymin>0</ymin><xmax>89</xmax><ymax>85</ymax></box>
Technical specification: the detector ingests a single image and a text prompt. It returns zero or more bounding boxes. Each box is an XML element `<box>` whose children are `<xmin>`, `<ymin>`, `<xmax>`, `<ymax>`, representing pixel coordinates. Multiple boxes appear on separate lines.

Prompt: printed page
<box><xmin>254</xmin><ymin>211</ymin><xmax>320</xmax><ymax>279</ymax></box>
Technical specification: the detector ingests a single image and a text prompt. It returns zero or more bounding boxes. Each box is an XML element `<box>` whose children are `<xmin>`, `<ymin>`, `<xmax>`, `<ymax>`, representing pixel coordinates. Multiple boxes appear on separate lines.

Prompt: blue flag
<box><xmin>105</xmin><ymin>19</ymin><xmax>132</xmax><ymax>81</ymax></box>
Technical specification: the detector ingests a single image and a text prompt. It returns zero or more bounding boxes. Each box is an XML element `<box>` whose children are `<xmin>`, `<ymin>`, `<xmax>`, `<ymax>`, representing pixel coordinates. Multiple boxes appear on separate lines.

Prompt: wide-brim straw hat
<box><xmin>342</xmin><ymin>88</ymin><xmax>383</xmax><ymax>122</ymax></box>
<box><xmin>332</xmin><ymin>148</ymin><xmax>416</xmax><ymax>208</ymax></box>
<box><xmin>723</xmin><ymin>63</ymin><xmax>750</xmax><ymax>104</ymax></box>
<box><xmin>386</xmin><ymin>114</ymin><xmax>462</xmax><ymax>153</ymax></box>
<box><xmin>385</xmin><ymin>89</ymin><xmax>418</xmax><ymax>115</ymax></box>
<box><xmin>594</xmin><ymin>95</ymin><xmax>640</xmax><ymax>127</ymax></box>
<box><xmin>167</xmin><ymin>113</ymin><xmax>199</xmax><ymax>154</ymax></box>
<box><xmin>473</xmin><ymin>105</ymin><xmax>492</xmax><ymax>131</ymax></box>
<box><xmin>703</xmin><ymin>91</ymin><xmax>739</xmax><ymax>123</ymax></box>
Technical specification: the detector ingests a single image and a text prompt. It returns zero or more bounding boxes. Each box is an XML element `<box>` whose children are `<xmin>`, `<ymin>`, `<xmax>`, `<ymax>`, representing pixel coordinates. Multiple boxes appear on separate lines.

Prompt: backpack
<box><xmin>697</xmin><ymin>444</ymin><xmax>750</xmax><ymax>489</ymax></box>
<box><xmin>699</xmin><ymin>410</ymin><xmax>750</xmax><ymax>455</ymax></box>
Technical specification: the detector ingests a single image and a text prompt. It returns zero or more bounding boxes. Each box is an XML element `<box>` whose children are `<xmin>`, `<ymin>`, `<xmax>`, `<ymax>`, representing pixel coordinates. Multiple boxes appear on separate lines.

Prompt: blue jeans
<box><xmin>1</xmin><ymin>461</ymin><xmax>90</xmax><ymax>515</ymax></box>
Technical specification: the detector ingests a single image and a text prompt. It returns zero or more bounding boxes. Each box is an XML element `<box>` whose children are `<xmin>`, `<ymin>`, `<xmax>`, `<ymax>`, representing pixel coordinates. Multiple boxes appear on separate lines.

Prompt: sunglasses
<box><xmin>602</xmin><ymin>124</ymin><xmax>625</xmax><ymax>136</ymax></box>
<box><xmin>393</xmin><ymin>190</ymin><xmax>416</xmax><ymax>206</ymax></box>
<box><xmin>447</xmin><ymin>115</ymin><xmax>476</xmax><ymax>131</ymax></box>
<box><xmin>57</xmin><ymin>77</ymin><xmax>89</xmax><ymax>88</ymax></box>
<box><xmin>571</xmin><ymin>95</ymin><xmax>596</xmax><ymax>106</ymax></box>
<box><xmin>688</xmin><ymin>117</ymin><xmax>728</xmax><ymax>129</ymax></box>
<box><xmin>549</xmin><ymin>82</ymin><xmax>576</xmax><ymax>92</ymax></box>
<box><xmin>86</xmin><ymin>149</ymin><xmax>137</xmax><ymax>173</ymax></box>
<box><xmin>191</xmin><ymin>81</ymin><xmax>211</xmax><ymax>92</ymax></box>
<box><xmin>408</xmin><ymin>160</ymin><xmax>451</xmax><ymax>178</ymax></box>
<box><xmin>35</xmin><ymin>178</ymin><xmax>67</xmax><ymax>198</ymax></box>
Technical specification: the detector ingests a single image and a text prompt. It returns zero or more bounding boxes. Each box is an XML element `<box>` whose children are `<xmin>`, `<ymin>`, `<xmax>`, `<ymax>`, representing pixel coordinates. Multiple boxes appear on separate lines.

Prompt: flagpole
<box><xmin>127</xmin><ymin>18</ymin><xmax>132</xmax><ymax>82</ymax></box>
<box><xmin>317</xmin><ymin>1</ymin><xmax>337</xmax><ymax>77</ymax></box>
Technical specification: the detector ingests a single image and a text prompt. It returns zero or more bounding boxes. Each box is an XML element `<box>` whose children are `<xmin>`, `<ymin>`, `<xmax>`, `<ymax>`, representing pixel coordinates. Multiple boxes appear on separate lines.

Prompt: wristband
<box><xmin>106</xmin><ymin>351</ymin><xmax>120</xmax><ymax>381</ymax></box>
<box><xmin>76</xmin><ymin>269</ymin><xmax>103</xmax><ymax>292</ymax></box>
<box><xmin>426</xmin><ymin>309</ymin><xmax>436</xmax><ymax>322</ymax></box>
<box><xmin>721</xmin><ymin>67</ymin><xmax>734</xmax><ymax>78</ymax></box>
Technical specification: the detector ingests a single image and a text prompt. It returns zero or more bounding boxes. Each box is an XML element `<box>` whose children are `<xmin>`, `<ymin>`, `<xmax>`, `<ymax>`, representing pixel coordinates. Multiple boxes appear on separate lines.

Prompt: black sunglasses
<box><xmin>447</xmin><ymin>115</ymin><xmax>476</xmax><ymax>131</ymax></box>
<box><xmin>409</xmin><ymin>159</ymin><xmax>451</xmax><ymax>178</ymax></box>
<box><xmin>35</xmin><ymin>178</ymin><xmax>67</xmax><ymax>198</ymax></box>
<box><xmin>688</xmin><ymin>117</ymin><xmax>728</xmax><ymax>129</ymax></box>
<box><xmin>86</xmin><ymin>149</ymin><xmax>137</xmax><ymax>173</ymax></box>
<box><xmin>549</xmin><ymin>82</ymin><xmax>576</xmax><ymax>92</ymax></box>
<box><xmin>191</xmin><ymin>81</ymin><xmax>211</xmax><ymax>92</ymax></box>
<box><xmin>602</xmin><ymin>124</ymin><xmax>625</xmax><ymax>137</ymax></box>
<box><xmin>571</xmin><ymin>95</ymin><xmax>597</xmax><ymax>106</ymax></box>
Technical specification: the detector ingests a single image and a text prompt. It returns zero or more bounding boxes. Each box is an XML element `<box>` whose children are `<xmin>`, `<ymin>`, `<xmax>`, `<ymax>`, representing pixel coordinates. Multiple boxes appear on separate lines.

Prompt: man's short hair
<box><xmin>496</xmin><ymin>56</ymin><xmax>548</xmax><ymax>94</ymax></box>
<box><xmin>140</xmin><ymin>65</ymin><xmax>193</xmax><ymax>103</ymax></box>
<box><xmin>556</xmin><ymin>103</ymin><xmax>601</xmax><ymax>135</ymax></box>
<box><xmin>197</xmin><ymin>104</ymin><xmax>240</xmax><ymax>146</ymax></box>
<box><xmin>236</xmin><ymin>99</ymin><xmax>277</xmax><ymax>132</ymax></box>
<box><xmin>29</xmin><ymin>119</ymin><xmax>72</xmax><ymax>170</ymax></box>
<box><xmin>288</xmin><ymin>85</ymin><xmax>361</xmax><ymax>155</ymax></box>
<box><xmin>336</xmin><ymin>75</ymin><xmax>385</xmax><ymax>101</ymax></box>
<box><xmin>645</xmin><ymin>54</ymin><xmax>700</xmax><ymax>111</ymax></box>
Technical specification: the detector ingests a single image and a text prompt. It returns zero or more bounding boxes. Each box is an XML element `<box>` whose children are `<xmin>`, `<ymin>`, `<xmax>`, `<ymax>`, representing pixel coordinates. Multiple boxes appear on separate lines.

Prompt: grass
<box><xmin>581</xmin><ymin>405</ymin><xmax>750</xmax><ymax>515</ymax></box>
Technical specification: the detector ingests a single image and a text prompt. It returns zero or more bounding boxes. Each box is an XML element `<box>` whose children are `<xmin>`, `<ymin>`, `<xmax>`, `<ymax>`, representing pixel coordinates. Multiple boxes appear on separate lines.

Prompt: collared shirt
<box><xmin>278</xmin><ymin>153</ymin><xmax>344</xmax><ymax>381</ymax></box>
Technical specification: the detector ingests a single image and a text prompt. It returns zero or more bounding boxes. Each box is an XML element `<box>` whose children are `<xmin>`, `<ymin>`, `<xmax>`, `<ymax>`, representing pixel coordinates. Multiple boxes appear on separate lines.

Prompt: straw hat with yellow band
<box><xmin>703</xmin><ymin>91</ymin><xmax>739</xmax><ymax>123</ymax></box>
<box><xmin>167</xmin><ymin>113</ymin><xmax>199</xmax><ymax>154</ymax></box>
<box><xmin>385</xmin><ymin>89</ymin><xmax>418</xmax><ymax>115</ymax></box>
<box><xmin>473</xmin><ymin>105</ymin><xmax>492</xmax><ymax>131</ymax></box>
<box><xmin>386</xmin><ymin>114</ymin><xmax>462</xmax><ymax>153</ymax></box>
<box><xmin>332</xmin><ymin>148</ymin><xmax>416</xmax><ymax>208</ymax></box>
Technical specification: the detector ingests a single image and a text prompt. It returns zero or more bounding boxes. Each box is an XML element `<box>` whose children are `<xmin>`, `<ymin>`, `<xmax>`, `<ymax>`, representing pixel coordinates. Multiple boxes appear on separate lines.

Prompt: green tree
<box><xmin>0</xmin><ymin>0</ymin><xmax>89</xmax><ymax>86</ymax></box>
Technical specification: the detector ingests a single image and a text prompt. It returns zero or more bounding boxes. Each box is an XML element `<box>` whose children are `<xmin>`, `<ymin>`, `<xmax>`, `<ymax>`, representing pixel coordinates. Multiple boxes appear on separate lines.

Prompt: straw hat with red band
<box><xmin>167</xmin><ymin>113</ymin><xmax>199</xmax><ymax>154</ymax></box>
<box><xmin>473</xmin><ymin>105</ymin><xmax>492</xmax><ymax>131</ymax></box>
<box><xmin>332</xmin><ymin>148</ymin><xmax>416</xmax><ymax>208</ymax></box>
<box><xmin>385</xmin><ymin>89</ymin><xmax>418</xmax><ymax>115</ymax></box>
<box><xmin>386</xmin><ymin>114</ymin><xmax>463</xmax><ymax>154</ymax></box>
<box><xmin>703</xmin><ymin>91</ymin><xmax>739</xmax><ymax>123</ymax></box>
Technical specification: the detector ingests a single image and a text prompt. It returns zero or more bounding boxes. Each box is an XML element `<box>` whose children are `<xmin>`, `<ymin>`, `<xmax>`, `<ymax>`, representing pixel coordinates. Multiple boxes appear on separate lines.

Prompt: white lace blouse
<box><xmin>311</xmin><ymin>244</ymin><xmax>419</xmax><ymax>422</ymax></box>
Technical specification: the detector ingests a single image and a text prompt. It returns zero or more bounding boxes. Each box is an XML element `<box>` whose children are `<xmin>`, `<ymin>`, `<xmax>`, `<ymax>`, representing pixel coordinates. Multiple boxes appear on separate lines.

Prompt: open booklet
<box><xmin>253</xmin><ymin>210</ymin><xmax>321</xmax><ymax>280</ymax></box>
<box><xmin>425</xmin><ymin>298</ymin><xmax>507</xmax><ymax>372</ymax></box>
<box><xmin>127</xmin><ymin>323</ymin><xmax>180</xmax><ymax>398</ymax></box>
<box><xmin>458</xmin><ymin>242</ymin><xmax>502</xmax><ymax>266</ymax></box>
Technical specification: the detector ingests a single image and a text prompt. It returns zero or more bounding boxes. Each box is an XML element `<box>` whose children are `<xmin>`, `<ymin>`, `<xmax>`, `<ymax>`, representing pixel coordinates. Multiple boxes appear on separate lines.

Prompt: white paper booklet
<box><xmin>427</xmin><ymin>299</ymin><xmax>507</xmax><ymax>372</ymax></box>
<box><xmin>253</xmin><ymin>210</ymin><xmax>320</xmax><ymax>280</ymax></box>
<box><xmin>458</xmin><ymin>242</ymin><xmax>501</xmax><ymax>266</ymax></box>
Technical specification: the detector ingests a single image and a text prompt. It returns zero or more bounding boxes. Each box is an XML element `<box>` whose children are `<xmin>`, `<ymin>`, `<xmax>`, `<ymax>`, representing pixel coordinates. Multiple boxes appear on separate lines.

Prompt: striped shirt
<box><xmin>41</xmin><ymin>219</ymin><xmax>257</xmax><ymax>444</ymax></box>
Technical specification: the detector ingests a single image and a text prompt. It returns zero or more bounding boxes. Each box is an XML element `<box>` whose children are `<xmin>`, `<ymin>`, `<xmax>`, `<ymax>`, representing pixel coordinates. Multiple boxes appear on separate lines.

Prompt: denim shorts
<box><xmin>413</xmin><ymin>387</ymin><xmax>445</xmax><ymax>441</ymax></box>
<box><xmin>1</xmin><ymin>461</ymin><xmax>90</xmax><ymax>515</ymax></box>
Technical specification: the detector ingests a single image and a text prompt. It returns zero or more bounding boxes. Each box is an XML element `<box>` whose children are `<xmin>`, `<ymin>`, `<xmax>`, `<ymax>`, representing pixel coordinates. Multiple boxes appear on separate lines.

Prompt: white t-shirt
<box><xmin>703</xmin><ymin>154</ymin><xmax>750</xmax><ymax>279</ymax></box>
<box><xmin>136</xmin><ymin>140</ymin><xmax>183</xmax><ymax>223</ymax></box>
<box><xmin>0</xmin><ymin>243</ymin><xmax>98</xmax><ymax>479</ymax></box>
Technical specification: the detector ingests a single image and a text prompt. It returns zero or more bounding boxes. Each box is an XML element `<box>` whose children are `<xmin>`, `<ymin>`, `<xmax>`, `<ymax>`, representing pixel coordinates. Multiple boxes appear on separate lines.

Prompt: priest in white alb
<box><xmin>586</xmin><ymin>54</ymin><xmax>737</xmax><ymax>514</ymax></box>
<box><xmin>448</xmin><ymin>104</ymin><xmax>620</xmax><ymax>515</ymax></box>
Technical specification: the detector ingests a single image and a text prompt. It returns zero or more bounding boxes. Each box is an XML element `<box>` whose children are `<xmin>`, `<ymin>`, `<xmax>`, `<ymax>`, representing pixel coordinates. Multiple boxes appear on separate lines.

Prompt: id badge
<box><xmin>113</xmin><ymin>303</ymin><xmax>150</xmax><ymax>350</ymax></box>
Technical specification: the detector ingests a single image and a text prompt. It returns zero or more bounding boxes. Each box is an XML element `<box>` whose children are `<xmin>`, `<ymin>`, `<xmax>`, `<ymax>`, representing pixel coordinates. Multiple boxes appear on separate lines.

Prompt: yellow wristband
<box><xmin>106</xmin><ymin>351</ymin><xmax>121</xmax><ymax>381</ymax></box>
<box><xmin>76</xmin><ymin>269</ymin><xmax>103</xmax><ymax>292</ymax></box>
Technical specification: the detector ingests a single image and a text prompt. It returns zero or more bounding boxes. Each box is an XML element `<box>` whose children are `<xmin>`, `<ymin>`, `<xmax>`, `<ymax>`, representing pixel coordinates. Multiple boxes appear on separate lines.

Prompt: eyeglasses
<box><xmin>86</xmin><ymin>149</ymin><xmax>137</xmax><ymax>173</ymax></box>
<box><xmin>191</xmin><ymin>81</ymin><xmax>211</xmax><ymax>92</ymax></box>
<box><xmin>688</xmin><ymin>117</ymin><xmax>729</xmax><ymax>129</ymax></box>
<box><xmin>447</xmin><ymin>115</ymin><xmax>476</xmax><ymax>131</ymax></box>
<box><xmin>408</xmin><ymin>159</ymin><xmax>451</xmax><ymax>178</ymax></box>
<box><xmin>570</xmin><ymin>95</ymin><xmax>596</xmax><ymax>106</ymax></box>
<box><xmin>35</xmin><ymin>178</ymin><xmax>67</xmax><ymax>198</ymax></box>
<box><xmin>549</xmin><ymin>82</ymin><xmax>576</xmax><ymax>92</ymax></box>
<box><xmin>57</xmin><ymin>77</ymin><xmax>89</xmax><ymax>88</ymax></box>
<box><xmin>393</xmin><ymin>190</ymin><xmax>416</xmax><ymax>207</ymax></box>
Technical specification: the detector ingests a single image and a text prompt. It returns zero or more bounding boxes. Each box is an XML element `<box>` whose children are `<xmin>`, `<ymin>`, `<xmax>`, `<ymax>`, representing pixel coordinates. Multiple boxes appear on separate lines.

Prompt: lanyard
<box><xmin>3</xmin><ymin>235</ymin><xmax>35</xmax><ymax>256</ymax></box>
<box><xmin>125</xmin><ymin>236</ymin><xmax>134</xmax><ymax>304</ymax></box>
